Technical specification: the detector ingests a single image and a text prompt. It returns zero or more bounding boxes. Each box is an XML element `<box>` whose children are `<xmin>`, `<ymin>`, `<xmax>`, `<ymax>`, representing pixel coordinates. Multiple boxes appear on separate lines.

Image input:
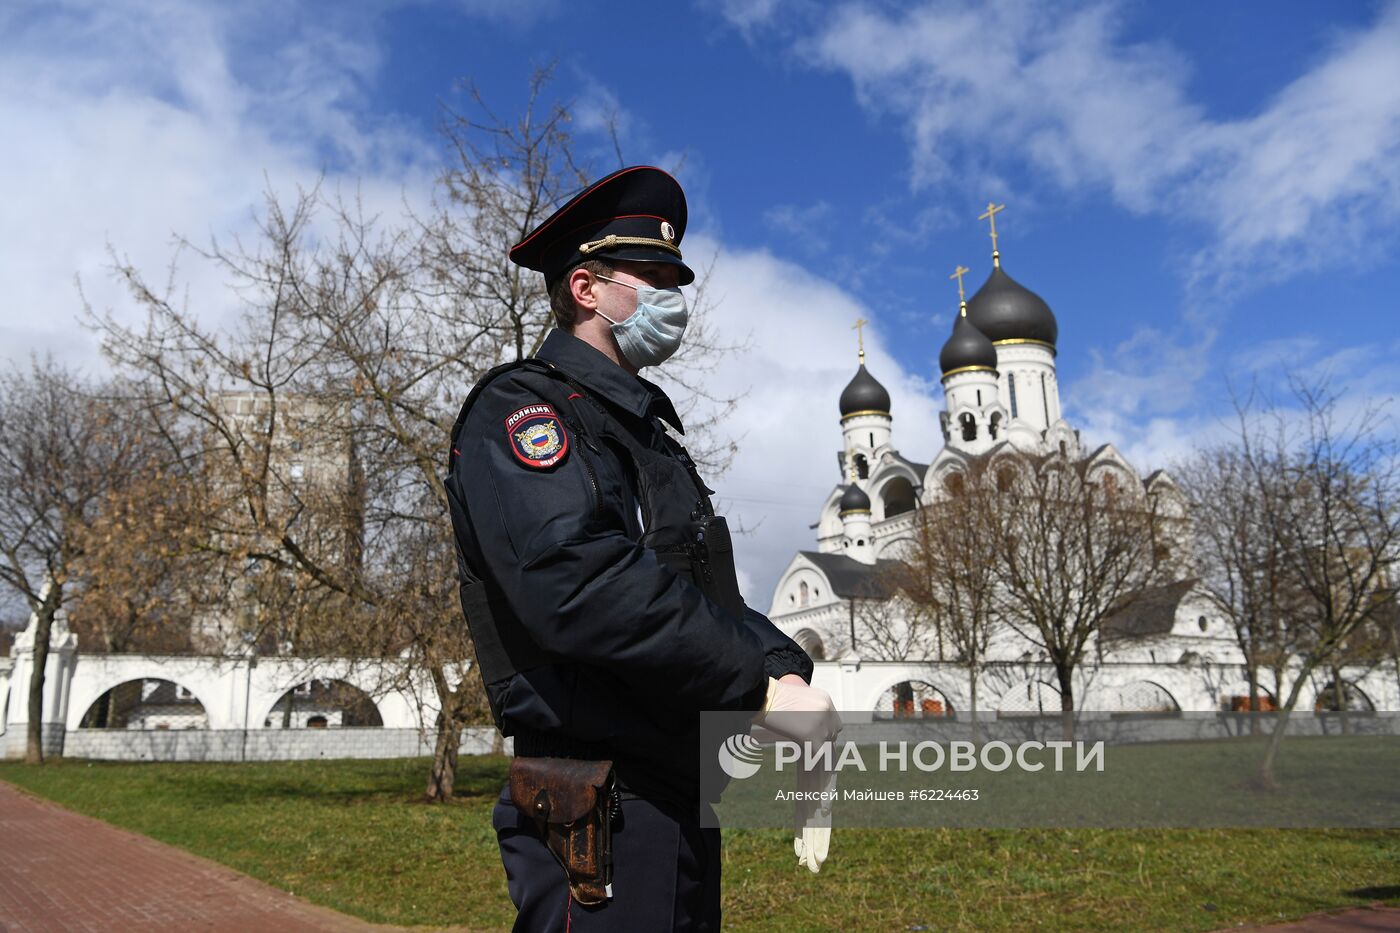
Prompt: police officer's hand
<box><xmin>752</xmin><ymin>676</ymin><xmax>843</xmax><ymax>745</ymax></box>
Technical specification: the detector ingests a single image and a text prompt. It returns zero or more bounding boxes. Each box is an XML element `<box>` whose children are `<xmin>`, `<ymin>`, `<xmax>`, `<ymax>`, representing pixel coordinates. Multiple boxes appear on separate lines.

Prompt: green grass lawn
<box><xmin>1</xmin><ymin>754</ymin><xmax>1398</xmax><ymax>932</ymax></box>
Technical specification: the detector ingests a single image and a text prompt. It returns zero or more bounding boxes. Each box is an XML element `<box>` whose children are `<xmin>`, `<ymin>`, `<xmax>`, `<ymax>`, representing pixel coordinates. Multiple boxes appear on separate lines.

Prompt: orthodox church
<box><xmin>765</xmin><ymin>208</ymin><xmax>1239</xmax><ymax>702</ymax></box>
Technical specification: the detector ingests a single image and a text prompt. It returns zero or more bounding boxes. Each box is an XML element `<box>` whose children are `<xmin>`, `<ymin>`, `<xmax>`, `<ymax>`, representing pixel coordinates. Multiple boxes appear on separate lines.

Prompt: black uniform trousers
<box><xmin>493</xmin><ymin>783</ymin><xmax>721</xmax><ymax>932</ymax></box>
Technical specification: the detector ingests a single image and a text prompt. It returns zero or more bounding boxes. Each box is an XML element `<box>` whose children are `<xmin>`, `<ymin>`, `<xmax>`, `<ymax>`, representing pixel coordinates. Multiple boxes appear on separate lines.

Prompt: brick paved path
<box><xmin>0</xmin><ymin>781</ymin><xmax>391</xmax><ymax>932</ymax></box>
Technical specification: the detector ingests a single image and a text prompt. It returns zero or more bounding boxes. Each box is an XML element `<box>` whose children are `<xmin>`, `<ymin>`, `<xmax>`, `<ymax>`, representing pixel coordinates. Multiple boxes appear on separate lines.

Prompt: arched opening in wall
<box><xmin>266</xmin><ymin>679</ymin><xmax>383</xmax><ymax>729</ymax></box>
<box><xmin>874</xmin><ymin>680</ymin><xmax>955</xmax><ymax>719</ymax></box>
<box><xmin>1110</xmin><ymin>681</ymin><xmax>1180</xmax><ymax>715</ymax></box>
<box><xmin>1314</xmin><ymin>681</ymin><xmax>1374</xmax><ymax>712</ymax></box>
<box><xmin>996</xmin><ymin>680</ymin><xmax>1060</xmax><ymax>717</ymax></box>
<box><xmin>798</xmin><ymin>581</ymin><xmax>810</xmax><ymax>608</ymax></box>
<box><xmin>78</xmin><ymin>679</ymin><xmax>209</xmax><ymax>730</ymax></box>
<box><xmin>881</xmin><ymin>477</ymin><xmax>916</xmax><ymax>518</ymax></box>
<box><xmin>959</xmin><ymin>413</ymin><xmax>977</xmax><ymax>442</ymax></box>
<box><xmin>793</xmin><ymin>628</ymin><xmax>826</xmax><ymax>661</ymax></box>
<box><xmin>853</xmin><ymin>454</ymin><xmax>869</xmax><ymax>480</ymax></box>
<box><xmin>989</xmin><ymin>412</ymin><xmax>1002</xmax><ymax>439</ymax></box>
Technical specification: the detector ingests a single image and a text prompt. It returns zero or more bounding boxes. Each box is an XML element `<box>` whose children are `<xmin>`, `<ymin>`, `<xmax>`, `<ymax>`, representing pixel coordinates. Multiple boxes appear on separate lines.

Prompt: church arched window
<box><xmin>854</xmin><ymin>453</ymin><xmax>869</xmax><ymax>479</ymax></box>
<box><xmin>1008</xmin><ymin>373</ymin><xmax>1018</xmax><ymax>418</ymax></box>
<box><xmin>959</xmin><ymin>413</ymin><xmax>976</xmax><ymax>442</ymax></box>
<box><xmin>989</xmin><ymin>412</ymin><xmax>1002</xmax><ymax>439</ymax></box>
<box><xmin>881</xmin><ymin>477</ymin><xmax>916</xmax><ymax>517</ymax></box>
<box><xmin>799</xmin><ymin>581</ymin><xmax>809</xmax><ymax>607</ymax></box>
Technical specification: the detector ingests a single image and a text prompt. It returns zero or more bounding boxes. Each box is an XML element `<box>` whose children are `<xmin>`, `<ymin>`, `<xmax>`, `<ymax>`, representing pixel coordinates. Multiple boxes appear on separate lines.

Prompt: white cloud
<box><xmin>704</xmin><ymin>0</ymin><xmax>792</xmax><ymax>41</ymax></box>
<box><xmin>763</xmin><ymin>200</ymin><xmax>833</xmax><ymax>253</ymax></box>
<box><xmin>452</xmin><ymin>0</ymin><xmax>561</xmax><ymax>26</ymax></box>
<box><xmin>0</xmin><ymin>0</ymin><xmax>437</xmax><ymax>370</ymax></box>
<box><xmin>782</xmin><ymin>0</ymin><xmax>1400</xmax><ymax>287</ymax></box>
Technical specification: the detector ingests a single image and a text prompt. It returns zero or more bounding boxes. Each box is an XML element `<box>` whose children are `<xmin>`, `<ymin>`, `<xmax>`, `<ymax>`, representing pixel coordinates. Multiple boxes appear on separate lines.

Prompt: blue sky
<box><xmin>3</xmin><ymin>0</ymin><xmax>1399</xmax><ymax>604</ymax></box>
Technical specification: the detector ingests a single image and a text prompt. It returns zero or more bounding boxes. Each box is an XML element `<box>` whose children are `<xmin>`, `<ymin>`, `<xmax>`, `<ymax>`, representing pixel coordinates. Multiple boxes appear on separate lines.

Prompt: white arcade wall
<box><xmin>3</xmin><ymin>610</ymin><xmax>1395</xmax><ymax>762</ymax></box>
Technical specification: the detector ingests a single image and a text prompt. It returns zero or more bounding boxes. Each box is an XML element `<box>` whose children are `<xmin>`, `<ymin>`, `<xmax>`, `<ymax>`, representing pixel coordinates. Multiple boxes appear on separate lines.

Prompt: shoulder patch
<box><xmin>505</xmin><ymin>404</ymin><xmax>569</xmax><ymax>469</ymax></box>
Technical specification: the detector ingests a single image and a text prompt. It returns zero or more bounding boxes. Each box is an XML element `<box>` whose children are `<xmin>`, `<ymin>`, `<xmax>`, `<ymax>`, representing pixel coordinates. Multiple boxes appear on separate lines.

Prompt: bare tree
<box><xmin>65</xmin><ymin>424</ymin><xmax>204</xmax><ymax>655</ymax></box>
<box><xmin>0</xmin><ymin>362</ymin><xmax>145</xmax><ymax>761</ymax></box>
<box><xmin>893</xmin><ymin>462</ymin><xmax>1004</xmax><ymax>740</ymax></box>
<box><xmin>1252</xmin><ymin>381</ymin><xmax>1400</xmax><ymax>785</ymax></box>
<box><xmin>1179</xmin><ymin>439</ymin><xmax>1296</xmax><ymax>725</ymax></box>
<box><xmin>987</xmin><ymin>450</ymin><xmax>1167</xmax><ymax>739</ymax></box>
<box><xmin>850</xmin><ymin>592</ymin><xmax>939</xmax><ymax>662</ymax></box>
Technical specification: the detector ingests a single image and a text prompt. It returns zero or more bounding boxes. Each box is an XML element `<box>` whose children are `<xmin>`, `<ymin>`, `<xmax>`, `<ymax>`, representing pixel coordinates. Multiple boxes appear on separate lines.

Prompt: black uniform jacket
<box><xmin>452</xmin><ymin>329</ymin><xmax>813</xmax><ymax>802</ymax></box>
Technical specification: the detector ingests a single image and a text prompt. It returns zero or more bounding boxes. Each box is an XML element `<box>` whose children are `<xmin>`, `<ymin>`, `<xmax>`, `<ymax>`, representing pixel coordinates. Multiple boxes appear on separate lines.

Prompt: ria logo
<box><xmin>717</xmin><ymin>733</ymin><xmax>764</xmax><ymax>779</ymax></box>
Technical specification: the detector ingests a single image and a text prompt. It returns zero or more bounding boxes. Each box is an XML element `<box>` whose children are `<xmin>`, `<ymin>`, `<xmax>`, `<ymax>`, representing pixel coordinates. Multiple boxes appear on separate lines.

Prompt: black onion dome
<box><xmin>939</xmin><ymin>312</ymin><xmax>998</xmax><ymax>376</ymax></box>
<box><xmin>839</xmin><ymin>364</ymin><xmax>891</xmax><ymax>416</ymax></box>
<box><xmin>839</xmin><ymin>483</ymin><xmax>871</xmax><ymax>515</ymax></box>
<box><xmin>966</xmin><ymin>265</ymin><xmax>1058</xmax><ymax>346</ymax></box>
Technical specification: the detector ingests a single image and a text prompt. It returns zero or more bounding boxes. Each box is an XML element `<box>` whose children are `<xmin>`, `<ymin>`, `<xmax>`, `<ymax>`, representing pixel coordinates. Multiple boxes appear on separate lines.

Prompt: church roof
<box><xmin>799</xmin><ymin>551</ymin><xmax>902</xmax><ymax>599</ymax></box>
<box><xmin>887</xmin><ymin>450</ymin><xmax>928</xmax><ymax>476</ymax></box>
<box><xmin>839</xmin><ymin>364</ymin><xmax>891</xmax><ymax>416</ymax></box>
<box><xmin>939</xmin><ymin>311</ymin><xmax>998</xmax><ymax>376</ymax></box>
<box><xmin>966</xmin><ymin>265</ymin><xmax>1058</xmax><ymax>347</ymax></box>
<box><xmin>1100</xmin><ymin>579</ymin><xmax>1199</xmax><ymax>640</ymax></box>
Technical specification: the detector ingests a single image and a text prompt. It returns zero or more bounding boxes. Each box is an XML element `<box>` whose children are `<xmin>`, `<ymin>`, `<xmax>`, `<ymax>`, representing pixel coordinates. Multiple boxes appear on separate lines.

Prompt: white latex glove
<box><xmin>752</xmin><ymin>677</ymin><xmax>843</xmax><ymax>745</ymax></box>
<box><xmin>794</xmin><ymin>743</ymin><xmax>837</xmax><ymax>873</ymax></box>
<box><xmin>749</xmin><ymin>678</ymin><xmax>842</xmax><ymax>873</ymax></box>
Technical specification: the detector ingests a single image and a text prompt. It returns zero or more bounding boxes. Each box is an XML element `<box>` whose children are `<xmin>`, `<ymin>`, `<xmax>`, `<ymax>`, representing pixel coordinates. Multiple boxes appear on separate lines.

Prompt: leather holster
<box><xmin>508</xmin><ymin>757</ymin><xmax>615</xmax><ymax>905</ymax></box>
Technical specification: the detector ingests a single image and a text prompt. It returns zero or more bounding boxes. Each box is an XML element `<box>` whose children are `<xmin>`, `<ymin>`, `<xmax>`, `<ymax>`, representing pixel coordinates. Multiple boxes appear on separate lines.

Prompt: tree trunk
<box><xmin>1055</xmin><ymin>664</ymin><xmax>1075</xmax><ymax>742</ymax></box>
<box><xmin>1331</xmin><ymin>666</ymin><xmax>1351</xmax><ymax>736</ymax></box>
<box><xmin>25</xmin><ymin>592</ymin><xmax>60</xmax><ymax>764</ymax></box>
<box><xmin>425</xmin><ymin>703</ymin><xmax>460</xmax><ymax>802</ymax></box>
<box><xmin>1258</xmin><ymin>661</ymin><xmax>1313</xmax><ymax>789</ymax></box>
<box><xmin>1246</xmin><ymin>661</ymin><xmax>1261</xmax><ymax>736</ymax></box>
<box><xmin>968</xmin><ymin>664</ymin><xmax>981</xmax><ymax>746</ymax></box>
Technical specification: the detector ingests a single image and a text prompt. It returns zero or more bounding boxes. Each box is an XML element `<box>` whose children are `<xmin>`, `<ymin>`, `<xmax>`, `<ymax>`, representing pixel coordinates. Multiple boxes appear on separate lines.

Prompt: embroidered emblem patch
<box><xmin>505</xmin><ymin>404</ymin><xmax>569</xmax><ymax>468</ymax></box>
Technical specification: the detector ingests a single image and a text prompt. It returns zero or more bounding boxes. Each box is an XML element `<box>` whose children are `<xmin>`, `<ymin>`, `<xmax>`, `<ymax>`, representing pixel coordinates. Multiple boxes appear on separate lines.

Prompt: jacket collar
<box><xmin>536</xmin><ymin>329</ymin><xmax>685</xmax><ymax>434</ymax></box>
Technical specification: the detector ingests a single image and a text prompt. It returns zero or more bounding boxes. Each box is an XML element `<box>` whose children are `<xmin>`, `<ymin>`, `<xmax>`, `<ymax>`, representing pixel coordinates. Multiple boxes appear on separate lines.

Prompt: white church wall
<box><xmin>994</xmin><ymin>344</ymin><xmax>1058</xmax><ymax>433</ymax></box>
<box><xmin>802</xmin><ymin>658</ymin><xmax>1396</xmax><ymax>714</ymax></box>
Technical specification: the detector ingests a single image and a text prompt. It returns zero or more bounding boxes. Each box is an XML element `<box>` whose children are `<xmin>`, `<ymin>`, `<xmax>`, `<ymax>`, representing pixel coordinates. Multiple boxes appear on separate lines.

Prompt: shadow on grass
<box><xmin>1346</xmin><ymin>885</ymin><xmax>1400</xmax><ymax>900</ymax></box>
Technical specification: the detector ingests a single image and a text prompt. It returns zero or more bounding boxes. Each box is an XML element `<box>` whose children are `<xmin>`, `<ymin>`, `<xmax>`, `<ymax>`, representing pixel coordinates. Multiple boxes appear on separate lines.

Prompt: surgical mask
<box><xmin>593</xmin><ymin>274</ymin><xmax>689</xmax><ymax>369</ymax></box>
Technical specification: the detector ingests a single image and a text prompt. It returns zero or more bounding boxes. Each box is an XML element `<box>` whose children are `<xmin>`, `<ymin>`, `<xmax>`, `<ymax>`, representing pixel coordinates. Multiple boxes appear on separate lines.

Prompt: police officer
<box><xmin>444</xmin><ymin>165</ymin><xmax>839</xmax><ymax>930</ymax></box>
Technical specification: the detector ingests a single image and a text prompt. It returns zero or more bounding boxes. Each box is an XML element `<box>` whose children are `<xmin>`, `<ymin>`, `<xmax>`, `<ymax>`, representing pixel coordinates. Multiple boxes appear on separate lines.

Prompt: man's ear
<box><xmin>569</xmin><ymin>267</ymin><xmax>598</xmax><ymax>313</ymax></box>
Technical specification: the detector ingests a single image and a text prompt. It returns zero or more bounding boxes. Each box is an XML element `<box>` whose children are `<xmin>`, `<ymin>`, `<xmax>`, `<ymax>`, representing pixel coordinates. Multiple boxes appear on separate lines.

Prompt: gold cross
<box><xmin>853</xmin><ymin>317</ymin><xmax>868</xmax><ymax>363</ymax></box>
<box><xmin>950</xmin><ymin>265</ymin><xmax>970</xmax><ymax>312</ymax></box>
<box><xmin>978</xmin><ymin>202</ymin><xmax>1006</xmax><ymax>267</ymax></box>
